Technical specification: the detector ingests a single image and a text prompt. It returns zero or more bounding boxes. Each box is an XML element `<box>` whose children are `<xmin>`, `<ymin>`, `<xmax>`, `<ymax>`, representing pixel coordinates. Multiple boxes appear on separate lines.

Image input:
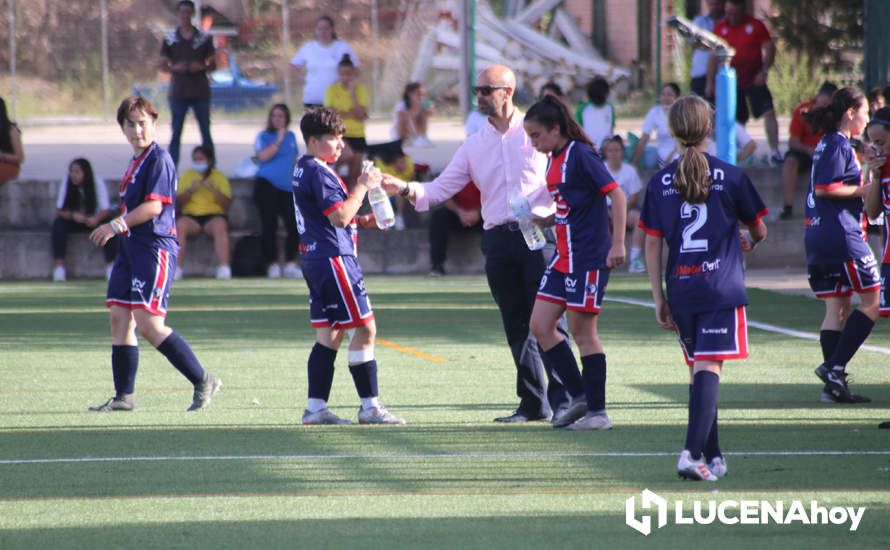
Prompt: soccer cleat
<box><xmin>428</xmin><ymin>265</ymin><xmax>445</xmax><ymax>277</ymax></box>
<box><xmin>282</xmin><ymin>262</ymin><xmax>303</xmax><ymax>279</ymax></box>
<box><xmin>815</xmin><ymin>364</ymin><xmax>871</xmax><ymax>403</ymax></box>
<box><xmin>628</xmin><ymin>257</ymin><xmax>646</xmax><ymax>274</ymax></box>
<box><xmin>778</xmin><ymin>206</ymin><xmax>793</xmax><ymax>221</ymax></box>
<box><xmin>187</xmin><ymin>372</ymin><xmax>222</xmax><ymax>411</ymax></box>
<box><xmin>89</xmin><ymin>393</ymin><xmax>136</xmax><ymax>412</ymax></box>
<box><xmin>552</xmin><ymin>398</ymin><xmax>589</xmax><ymax>428</ymax></box>
<box><xmin>358</xmin><ymin>405</ymin><xmax>406</xmax><ymax>425</ymax></box>
<box><xmin>52</xmin><ymin>265</ymin><xmax>66</xmax><ymax>282</ymax></box>
<box><xmin>879</xmin><ymin>421</ymin><xmax>890</xmax><ymax>429</ymax></box>
<box><xmin>564</xmin><ymin>411</ymin><xmax>613</xmax><ymax>431</ymax></box>
<box><xmin>707</xmin><ymin>456</ymin><xmax>728</xmax><ymax>478</ymax></box>
<box><xmin>493</xmin><ymin>410</ymin><xmax>550</xmax><ymax>423</ymax></box>
<box><xmin>302</xmin><ymin>408</ymin><xmax>352</xmax><ymax>425</ymax></box>
<box><xmin>769</xmin><ymin>151</ymin><xmax>785</xmax><ymax>166</ymax></box>
<box><xmin>267</xmin><ymin>263</ymin><xmax>282</xmax><ymax>279</ymax></box>
<box><xmin>215</xmin><ymin>265</ymin><xmax>232</xmax><ymax>280</ymax></box>
<box><xmin>677</xmin><ymin>449</ymin><xmax>718</xmax><ymax>481</ymax></box>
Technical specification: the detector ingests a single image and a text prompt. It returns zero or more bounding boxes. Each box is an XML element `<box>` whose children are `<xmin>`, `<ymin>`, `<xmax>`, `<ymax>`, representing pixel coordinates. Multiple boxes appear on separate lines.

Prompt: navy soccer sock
<box><xmin>685</xmin><ymin>371</ymin><xmax>720</xmax><ymax>461</ymax></box>
<box><xmin>307</xmin><ymin>343</ymin><xmax>338</xmax><ymax>401</ymax></box>
<box><xmin>156</xmin><ymin>332</ymin><xmax>205</xmax><ymax>385</ymax></box>
<box><xmin>828</xmin><ymin>310</ymin><xmax>875</xmax><ymax>370</ymax></box>
<box><xmin>703</xmin><ymin>411</ymin><xmax>721</xmax><ymax>461</ymax></box>
<box><xmin>580</xmin><ymin>353</ymin><xmax>607</xmax><ymax>412</ymax></box>
<box><xmin>541</xmin><ymin>339</ymin><xmax>584</xmax><ymax>398</ymax></box>
<box><xmin>111</xmin><ymin>345</ymin><xmax>139</xmax><ymax>395</ymax></box>
<box><xmin>819</xmin><ymin>330</ymin><xmax>842</xmax><ymax>363</ymax></box>
<box><xmin>349</xmin><ymin>360</ymin><xmax>379</xmax><ymax>398</ymax></box>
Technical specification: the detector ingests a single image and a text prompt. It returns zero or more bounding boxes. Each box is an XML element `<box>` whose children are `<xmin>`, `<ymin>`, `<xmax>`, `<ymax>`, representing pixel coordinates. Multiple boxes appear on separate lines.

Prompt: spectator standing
<box><xmin>779</xmin><ymin>82</ymin><xmax>837</xmax><ymax>220</ymax></box>
<box><xmin>52</xmin><ymin>158</ymin><xmax>116</xmax><ymax>282</ymax></box>
<box><xmin>175</xmin><ymin>146</ymin><xmax>232</xmax><ymax>280</ymax></box>
<box><xmin>392</xmin><ymin>82</ymin><xmax>434</xmax><ymax>148</ymax></box>
<box><xmin>290</xmin><ymin>16</ymin><xmax>358</xmax><ymax>109</ymax></box>
<box><xmin>0</xmin><ymin>97</ymin><xmax>23</xmax><ymax>185</ymax></box>
<box><xmin>382</xmin><ymin>65</ymin><xmax>571</xmax><ymax>423</ymax></box>
<box><xmin>324</xmin><ymin>54</ymin><xmax>368</xmax><ymax>189</ymax></box>
<box><xmin>159</xmin><ymin>0</ymin><xmax>216</xmax><ymax>168</ymax></box>
<box><xmin>575</xmin><ymin>77</ymin><xmax>614</xmax><ymax>150</ymax></box>
<box><xmin>254</xmin><ymin>103</ymin><xmax>302</xmax><ymax>279</ymax></box>
<box><xmin>631</xmin><ymin>83</ymin><xmax>681</xmax><ymax>168</ymax></box>
<box><xmin>709</xmin><ymin>0</ymin><xmax>781</xmax><ymax>164</ymax></box>
<box><xmin>689</xmin><ymin>0</ymin><xmax>724</xmax><ymax>102</ymax></box>
<box><xmin>602</xmin><ymin>136</ymin><xmax>645</xmax><ymax>273</ymax></box>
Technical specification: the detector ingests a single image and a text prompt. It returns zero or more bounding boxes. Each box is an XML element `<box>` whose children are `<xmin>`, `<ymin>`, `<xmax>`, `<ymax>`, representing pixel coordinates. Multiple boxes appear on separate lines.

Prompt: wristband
<box><xmin>109</xmin><ymin>216</ymin><xmax>129</xmax><ymax>235</ymax></box>
<box><xmin>400</xmin><ymin>182</ymin><xmax>414</xmax><ymax>198</ymax></box>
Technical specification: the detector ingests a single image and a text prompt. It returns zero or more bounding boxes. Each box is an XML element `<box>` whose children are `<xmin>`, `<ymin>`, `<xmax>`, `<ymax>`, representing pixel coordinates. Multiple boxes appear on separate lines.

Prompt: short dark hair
<box><xmin>177</xmin><ymin>1</ymin><xmax>196</xmax><ymax>11</ymax></box>
<box><xmin>818</xmin><ymin>81</ymin><xmax>839</xmax><ymax>98</ymax></box>
<box><xmin>266</xmin><ymin>103</ymin><xmax>291</xmax><ymax>133</ymax></box>
<box><xmin>663</xmin><ymin>82</ymin><xmax>681</xmax><ymax>97</ymax></box>
<box><xmin>586</xmin><ymin>77</ymin><xmax>610</xmax><ymax>106</ymax></box>
<box><xmin>117</xmin><ymin>96</ymin><xmax>158</xmax><ymax>128</ymax></box>
<box><xmin>540</xmin><ymin>81</ymin><xmax>564</xmax><ymax>98</ymax></box>
<box><xmin>867</xmin><ymin>85</ymin><xmax>884</xmax><ymax>104</ymax></box>
<box><xmin>338</xmin><ymin>53</ymin><xmax>355</xmax><ymax>68</ymax></box>
<box><xmin>300</xmin><ymin>107</ymin><xmax>345</xmax><ymax>143</ymax></box>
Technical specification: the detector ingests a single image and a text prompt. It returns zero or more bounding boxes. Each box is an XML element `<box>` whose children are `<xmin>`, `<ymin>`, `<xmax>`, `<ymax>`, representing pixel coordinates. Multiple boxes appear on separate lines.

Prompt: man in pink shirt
<box><xmin>383</xmin><ymin>65</ymin><xmax>570</xmax><ymax>423</ymax></box>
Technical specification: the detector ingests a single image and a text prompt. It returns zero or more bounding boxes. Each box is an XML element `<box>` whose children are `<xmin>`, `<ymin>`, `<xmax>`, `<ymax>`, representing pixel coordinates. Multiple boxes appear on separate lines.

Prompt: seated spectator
<box><xmin>707</xmin><ymin>120</ymin><xmax>757</xmax><ymax>164</ymax></box>
<box><xmin>575</xmin><ymin>77</ymin><xmax>614</xmax><ymax>150</ymax></box>
<box><xmin>254</xmin><ymin>103</ymin><xmax>301</xmax><ymax>279</ymax></box>
<box><xmin>52</xmin><ymin>158</ymin><xmax>116</xmax><ymax>282</ymax></box>
<box><xmin>175</xmin><ymin>146</ymin><xmax>232</xmax><ymax>280</ymax></box>
<box><xmin>0</xmin><ymin>97</ymin><xmax>23</xmax><ymax>186</ymax></box>
<box><xmin>392</xmin><ymin>82</ymin><xmax>433</xmax><ymax>147</ymax></box>
<box><xmin>601</xmin><ymin>136</ymin><xmax>645</xmax><ymax>273</ymax></box>
<box><xmin>324</xmin><ymin>53</ymin><xmax>369</xmax><ymax>189</ymax></box>
<box><xmin>779</xmin><ymin>81</ymin><xmax>837</xmax><ymax>220</ymax></box>
<box><xmin>428</xmin><ymin>181</ymin><xmax>482</xmax><ymax>277</ymax></box>
<box><xmin>373</xmin><ymin>146</ymin><xmax>415</xmax><ymax>231</ymax></box>
<box><xmin>630</xmin><ymin>82</ymin><xmax>680</xmax><ymax>168</ymax></box>
<box><xmin>868</xmin><ymin>86</ymin><xmax>884</xmax><ymax>117</ymax></box>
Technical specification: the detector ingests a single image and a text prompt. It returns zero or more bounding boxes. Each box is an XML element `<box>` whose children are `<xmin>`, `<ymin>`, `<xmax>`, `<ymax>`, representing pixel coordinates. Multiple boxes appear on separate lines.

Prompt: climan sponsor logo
<box><xmin>625</xmin><ymin>489</ymin><xmax>866</xmax><ymax>536</ymax></box>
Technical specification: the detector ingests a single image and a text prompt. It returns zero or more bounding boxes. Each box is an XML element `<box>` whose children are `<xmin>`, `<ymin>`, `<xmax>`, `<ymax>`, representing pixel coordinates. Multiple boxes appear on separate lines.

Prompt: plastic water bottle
<box><xmin>509</xmin><ymin>194</ymin><xmax>546</xmax><ymax>251</ymax></box>
<box><xmin>363</xmin><ymin>160</ymin><xmax>395</xmax><ymax>230</ymax></box>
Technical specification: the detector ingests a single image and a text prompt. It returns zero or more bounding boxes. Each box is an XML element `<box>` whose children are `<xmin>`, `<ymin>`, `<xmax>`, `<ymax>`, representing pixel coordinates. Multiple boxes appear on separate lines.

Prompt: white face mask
<box><xmin>192</xmin><ymin>162</ymin><xmax>208</xmax><ymax>173</ymax></box>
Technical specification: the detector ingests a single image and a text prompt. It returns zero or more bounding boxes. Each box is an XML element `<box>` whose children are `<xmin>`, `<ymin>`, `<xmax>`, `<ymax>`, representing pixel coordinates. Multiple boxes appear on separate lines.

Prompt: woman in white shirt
<box><xmin>631</xmin><ymin>82</ymin><xmax>681</xmax><ymax>168</ymax></box>
<box><xmin>603</xmin><ymin>136</ymin><xmax>646</xmax><ymax>273</ymax></box>
<box><xmin>290</xmin><ymin>16</ymin><xmax>358</xmax><ymax>109</ymax></box>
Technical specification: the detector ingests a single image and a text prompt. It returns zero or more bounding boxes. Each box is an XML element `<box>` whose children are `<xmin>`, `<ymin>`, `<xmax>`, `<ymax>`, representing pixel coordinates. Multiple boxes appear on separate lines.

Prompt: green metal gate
<box><xmin>864</xmin><ymin>0</ymin><xmax>890</xmax><ymax>90</ymax></box>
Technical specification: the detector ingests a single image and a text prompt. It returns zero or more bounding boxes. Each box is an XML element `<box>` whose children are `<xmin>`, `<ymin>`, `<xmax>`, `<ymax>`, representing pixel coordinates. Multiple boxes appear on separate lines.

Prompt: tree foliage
<box><xmin>766</xmin><ymin>0</ymin><xmax>863</xmax><ymax>73</ymax></box>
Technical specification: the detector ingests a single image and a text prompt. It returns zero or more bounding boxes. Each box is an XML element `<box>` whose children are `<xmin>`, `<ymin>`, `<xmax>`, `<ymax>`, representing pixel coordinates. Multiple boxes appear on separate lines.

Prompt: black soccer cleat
<box><xmin>815</xmin><ymin>364</ymin><xmax>871</xmax><ymax>403</ymax></box>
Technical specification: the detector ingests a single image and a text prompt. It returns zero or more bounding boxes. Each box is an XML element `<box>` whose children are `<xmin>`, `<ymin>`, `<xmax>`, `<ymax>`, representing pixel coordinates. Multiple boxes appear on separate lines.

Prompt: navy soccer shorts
<box><xmin>673</xmin><ymin>306</ymin><xmax>748</xmax><ymax>367</ymax></box>
<box><xmin>808</xmin><ymin>255</ymin><xmax>880</xmax><ymax>299</ymax></box>
<box><xmin>106</xmin><ymin>245</ymin><xmax>176</xmax><ymax>317</ymax></box>
<box><xmin>536</xmin><ymin>266</ymin><xmax>610</xmax><ymax>313</ymax></box>
<box><xmin>303</xmin><ymin>255</ymin><xmax>374</xmax><ymax>329</ymax></box>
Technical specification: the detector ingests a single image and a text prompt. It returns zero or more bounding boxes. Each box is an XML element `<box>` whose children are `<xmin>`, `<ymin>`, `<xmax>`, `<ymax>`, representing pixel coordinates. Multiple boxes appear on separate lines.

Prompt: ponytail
<box><xmin>804</xmin><ymin>86</ymin><xmax>865</xmax><ymax>134</ymax></box>
<box><xmin>668</xmin><ymin>95</ymin><xmax>713</xmax><ymax>204</ymax></box>
<box><xmin>524</xmin><ymin>95</ymin><xmax>593</xmax><ymax>148</ymax></box>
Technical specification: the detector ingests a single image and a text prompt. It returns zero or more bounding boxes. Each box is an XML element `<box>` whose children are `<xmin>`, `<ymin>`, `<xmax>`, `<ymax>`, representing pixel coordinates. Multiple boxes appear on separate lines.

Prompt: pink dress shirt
<box><xmin>414</xmin><ymin>109</ymin><xmax>555</xmax><ymax>229</ymax></box>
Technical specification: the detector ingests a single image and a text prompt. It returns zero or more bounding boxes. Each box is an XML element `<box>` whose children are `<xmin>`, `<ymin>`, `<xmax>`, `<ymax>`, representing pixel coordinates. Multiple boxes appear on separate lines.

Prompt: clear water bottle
<box><xmin>509</xmin><ymin>194</ymin><xmax>546</xmax><ymax>251</ymax></box>
<box><xmin>363</xmin><ymin>160</ymin><xmax>395</xmax><ymax>230</ymax></box>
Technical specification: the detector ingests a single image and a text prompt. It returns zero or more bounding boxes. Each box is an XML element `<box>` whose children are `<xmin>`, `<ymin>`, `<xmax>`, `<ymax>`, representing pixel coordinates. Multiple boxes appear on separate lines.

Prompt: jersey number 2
<box><xmin>680</xmin><ymin>202</ymin><xmax>708</xmax><ymax>253</ymax></box>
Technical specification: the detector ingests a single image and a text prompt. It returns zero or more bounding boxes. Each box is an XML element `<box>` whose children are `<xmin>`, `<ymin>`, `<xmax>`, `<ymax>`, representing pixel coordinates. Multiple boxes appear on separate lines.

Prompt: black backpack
<box><xmin>231</xmin><ymin>235</ymin><xmax>265</xmax><ymax>277</ymax></box>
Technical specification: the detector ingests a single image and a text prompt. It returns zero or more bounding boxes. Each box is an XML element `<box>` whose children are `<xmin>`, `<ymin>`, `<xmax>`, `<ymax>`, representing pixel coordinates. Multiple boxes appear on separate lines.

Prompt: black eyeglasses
<box><xmin>472</xmin><ymin>85</ymin><xmax>510</xmax><ymax>96</ymax></box>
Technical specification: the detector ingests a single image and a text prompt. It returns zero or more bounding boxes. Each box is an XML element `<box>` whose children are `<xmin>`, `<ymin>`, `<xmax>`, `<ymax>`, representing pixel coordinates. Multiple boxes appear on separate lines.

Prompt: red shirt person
<box><xmin>708</xmin><ymin>0</ymin><xmax>781</xmax><ymax>163</ymax></box>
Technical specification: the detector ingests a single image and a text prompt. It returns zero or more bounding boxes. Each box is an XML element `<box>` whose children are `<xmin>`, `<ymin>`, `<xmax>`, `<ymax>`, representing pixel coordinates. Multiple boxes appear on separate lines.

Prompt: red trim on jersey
<box><xmin>695</xmin><ymin>307</ymin><xmax>749</xmax><ymax>362</ymax></box>
<box><xmin>145</xmin><ymin>193</ymin><xmax>173</xmax><ymax>205</ymax></box>
<box><xmin>599</xmin><ymin>181</ymin><xmax>619</xmax><ymax>195</ymax></box>
<box><xmin>638</xmin><ymin>220</ymin><xmax>663</xmax><ymax>237</ymax></box>
<box><xmin>119</xmin><ymin>147</ymin><xmax>152</xmax><ymax>194</ymax></box>
<box><xmin>744</xmin><ymin>207</ymin><xmax>769</xmax><ymax>227</ymax></box>
<box><xmin>814</xmin><ymin>181</ymin><xmax>844</xmax><ymax>191</ymax></box>
<box><xmin>323</xmin><ymin>201</ymin><xmax>345</xmax><ymax>216</ymax></box>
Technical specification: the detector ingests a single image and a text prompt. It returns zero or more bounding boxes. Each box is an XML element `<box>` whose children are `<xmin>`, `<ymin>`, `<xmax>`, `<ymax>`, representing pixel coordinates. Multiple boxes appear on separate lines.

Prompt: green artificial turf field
<box><xmin>0</xmin><ymin>276</ymin><xmax>888</xmax><ymax>549</ymax></box>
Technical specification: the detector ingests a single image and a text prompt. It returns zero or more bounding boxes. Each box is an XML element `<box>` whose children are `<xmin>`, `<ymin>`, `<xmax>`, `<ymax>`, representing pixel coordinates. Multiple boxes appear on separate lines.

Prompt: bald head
<box><xmin>478</xmin><ymin>65</ymin><xmax>516</xmax><ymax>89</ymax></box>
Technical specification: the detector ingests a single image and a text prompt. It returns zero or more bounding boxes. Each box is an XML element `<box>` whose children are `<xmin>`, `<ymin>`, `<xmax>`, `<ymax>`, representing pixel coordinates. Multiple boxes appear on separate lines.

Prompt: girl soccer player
<box><xmin>639</xmin><ymin>95</ymin><xmax>767</xmax><ymax>480</ymax></box>
<box><xmin>88</xmin><ymin>96</ymin><xmax>221</xmax><ymax>412</ymax></box>
<box><xmin>524</xmin><ymin>95</ymin><xmax>627</xmax><ymax>430</ymax></box>
<box><xmin>804</xmin><ymin>88</ymin><xmax>876</xmax><ymax>404</ymax></box>
<box><xmin>293</xmin><ymin>107</ymin><xmax>404</xmax><ymax>425</ymax></box>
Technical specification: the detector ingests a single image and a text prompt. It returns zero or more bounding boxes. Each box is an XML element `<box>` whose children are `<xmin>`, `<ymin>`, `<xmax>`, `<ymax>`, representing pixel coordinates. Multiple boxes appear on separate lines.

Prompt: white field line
<box><xmin>605</xmin><ymin>296</ymin><xmax>890</xmax><ymax>356</ymax></box>
<box><xmin>3</xmin><ymin>449</ymin><xmax>890</xmax><ymax>466</ymax></box>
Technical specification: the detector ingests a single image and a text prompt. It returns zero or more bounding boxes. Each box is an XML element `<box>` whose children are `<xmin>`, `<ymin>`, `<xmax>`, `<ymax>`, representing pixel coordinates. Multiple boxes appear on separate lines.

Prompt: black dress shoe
<box><xmin>493</xmin><ymin>411</ymin><xmax>550</xmax><ymax>423</ymax></box>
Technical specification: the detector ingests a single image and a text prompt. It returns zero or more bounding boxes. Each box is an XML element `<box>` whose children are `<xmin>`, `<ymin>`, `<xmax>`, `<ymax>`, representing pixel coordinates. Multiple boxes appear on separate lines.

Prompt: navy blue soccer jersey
<box><xmin>292</xmin><ymin>155</ymin><xmax>358</xmax><ymax>259</ymax></box>
<box><xmin>639</xmin><ymin>153</ymin><xmax>767</xmax><ymax>314</ymax></box>
<box><xmin>118</xmin><ymin>142</ymin><xmax>179</xmax><ymax>253</ymax></box>
<box><xmin>545</xmin><ymin>140</ymin><xmax>618</xmax><ymax>272</ymax></box>
<box><xmin>804</xmin><ymin>132</ymin><xmax>871</xmax><ymax>265</ymax></box>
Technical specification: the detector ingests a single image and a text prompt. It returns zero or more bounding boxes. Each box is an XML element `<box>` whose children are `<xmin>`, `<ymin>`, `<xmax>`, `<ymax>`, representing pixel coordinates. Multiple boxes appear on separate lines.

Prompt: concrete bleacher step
<box><xmin>0</xmin><ymin>166</ymin><xmax>853</xmax><ymax>280</ymax></box>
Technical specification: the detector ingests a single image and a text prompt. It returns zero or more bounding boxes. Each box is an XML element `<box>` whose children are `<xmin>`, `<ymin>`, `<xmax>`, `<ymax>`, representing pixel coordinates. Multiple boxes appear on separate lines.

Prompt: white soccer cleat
<box><xmin>552</xmin><ymin>398</ymin><xmax>589</xmax><ymax>428</ymax></box>
<box><xmin>302</xmin><ymin>408</ymin><xmax>352</xmax><ymax>425</ymax></box>
<box><xmin>267</xmin><ymin>263</ymin><xmax>282</xmax><ymax>279</ymax></box>
<box><xmin>52</xmin><ymin>265</ymin><xmax>66</xmax><ymax>282</ymax></box>
<box><xmin>215</xmin><ymin>265</ymin><xmax>231</xmax><ymax>280</ymax></box>
<box><xmin>358</xmin><ymin>405</ymin><xmax>406</xmax><ymax>425</ymax></box>
<box><xmin>677</xmin><ymin>449</ymin><xmax>718</xmax><ymax>481</ymax></box>
<box><xmin>282</xmin><ymin>262</ymin><xmax>303</xmax><ymax>279</ymax></box>
<box><xmin>708</xmin><ymin>456</ymin><xmax>727</xmax><ymax>478</ymax></box>
<box><xmin>564</xmin><ymin>411</ymin><xmax>613</xmax><ymax>431</ymax></box>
